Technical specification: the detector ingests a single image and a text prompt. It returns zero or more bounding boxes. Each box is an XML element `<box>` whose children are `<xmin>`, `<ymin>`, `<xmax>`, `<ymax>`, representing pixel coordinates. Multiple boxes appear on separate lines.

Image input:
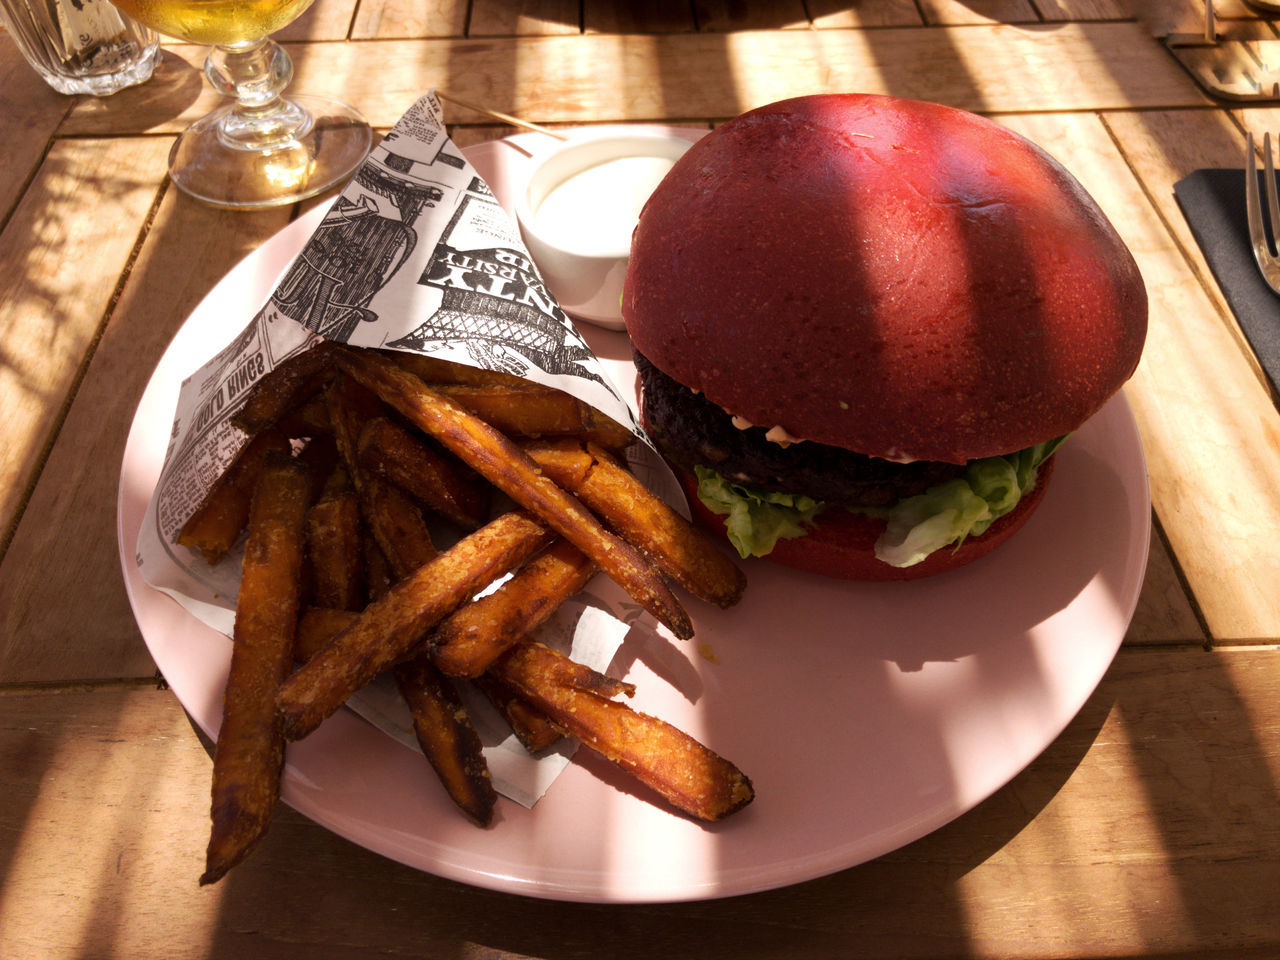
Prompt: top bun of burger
<box><xmin>623</xmin><ymin>93</ymin><xmax>1146</xmax><ymax>580</ymax></box>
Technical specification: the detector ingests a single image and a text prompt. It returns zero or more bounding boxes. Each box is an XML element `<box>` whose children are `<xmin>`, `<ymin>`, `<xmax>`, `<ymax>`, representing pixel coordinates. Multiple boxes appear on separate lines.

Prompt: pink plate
<box><xmin>117</xmin><ymin>131</ymin><xmax>1151</xmax><ymax>903</ymax></box>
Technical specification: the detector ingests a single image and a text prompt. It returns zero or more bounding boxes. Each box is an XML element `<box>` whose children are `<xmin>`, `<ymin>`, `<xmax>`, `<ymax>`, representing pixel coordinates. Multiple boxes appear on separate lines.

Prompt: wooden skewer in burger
<box><xmin>623</xmin><ymin>94</ymin><xmax>1148</xmax><ymax>580</ymax></box>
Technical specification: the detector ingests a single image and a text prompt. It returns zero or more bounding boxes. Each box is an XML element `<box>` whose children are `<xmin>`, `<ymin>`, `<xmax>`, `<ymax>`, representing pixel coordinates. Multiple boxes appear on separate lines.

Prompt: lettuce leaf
<box><xmin>694</xmin><ymin>466</ymin><xmax>825</xmax><ymax>558</ymax></box>
<box><xmin>871</xmin><ymin>436</ymin><xmax>1065</xmax><ymax>567</ymax></box>
<box><xmin>692</xmin><ymin>436</ymin><xmax>1066</xmax><ymax>567</ymax></box>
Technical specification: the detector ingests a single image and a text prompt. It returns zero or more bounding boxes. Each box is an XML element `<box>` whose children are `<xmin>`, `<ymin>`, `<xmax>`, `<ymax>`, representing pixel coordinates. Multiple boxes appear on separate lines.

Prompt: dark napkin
<box><xmin>1173</xmin><ymin>168</ymin><xmax>1280</xmax><ymax>400</ymax></box>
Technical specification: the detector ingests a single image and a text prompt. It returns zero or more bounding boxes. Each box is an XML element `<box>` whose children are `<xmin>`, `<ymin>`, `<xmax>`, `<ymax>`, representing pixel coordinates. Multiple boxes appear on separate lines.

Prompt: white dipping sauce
<box><xmin>534</xmin><ymin>155</ymin><xmax>676</xmax><ymax>253</ymax></box>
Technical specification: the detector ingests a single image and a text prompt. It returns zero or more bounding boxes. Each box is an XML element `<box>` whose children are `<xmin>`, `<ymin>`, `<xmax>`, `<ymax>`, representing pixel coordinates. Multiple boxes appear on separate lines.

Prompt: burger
<box><xmin>622</xmin><ymin>94</ymin><xmax>1147</xmax><ymax>581</ymax></box>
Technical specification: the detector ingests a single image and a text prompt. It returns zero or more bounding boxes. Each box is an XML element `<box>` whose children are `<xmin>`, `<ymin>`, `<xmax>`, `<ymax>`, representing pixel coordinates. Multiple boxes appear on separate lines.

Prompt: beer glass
<box><xmin>108</xmin><ymin>0</ymin><xmax>372</xmax><ymax>209</ymax></box>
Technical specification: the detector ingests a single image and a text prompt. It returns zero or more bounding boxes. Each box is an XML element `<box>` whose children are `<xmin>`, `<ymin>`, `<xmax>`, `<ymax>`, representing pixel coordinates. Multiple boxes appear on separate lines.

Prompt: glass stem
<box><xmin>203</xmin><ymin>38</ymin><xmax>306</xmax><ymax>148</ymax></box>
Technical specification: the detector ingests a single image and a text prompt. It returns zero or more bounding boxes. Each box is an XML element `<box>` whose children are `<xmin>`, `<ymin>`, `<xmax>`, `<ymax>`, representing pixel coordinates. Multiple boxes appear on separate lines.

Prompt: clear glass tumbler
<box><xmin>0</xmin><ymin>0</ymin><xmax>159</xmax><ymax>96</ymax></box>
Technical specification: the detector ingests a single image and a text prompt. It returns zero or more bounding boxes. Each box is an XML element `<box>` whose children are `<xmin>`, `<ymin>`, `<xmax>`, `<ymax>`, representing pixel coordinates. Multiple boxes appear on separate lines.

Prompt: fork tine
<box><xmin>1247</xmin><ymin>131</ymin><xmax>1266</xmax><ymax>257</ymax></box>
<box><xmin>1265</xmin><ymin>133</ymin><xmax>1280</xmax><ymax>258</ymax></box>
<box><xmin>1246</xmin><ymin>131</ymin><xmax>1280</xmax><ymax>295</ymax></box>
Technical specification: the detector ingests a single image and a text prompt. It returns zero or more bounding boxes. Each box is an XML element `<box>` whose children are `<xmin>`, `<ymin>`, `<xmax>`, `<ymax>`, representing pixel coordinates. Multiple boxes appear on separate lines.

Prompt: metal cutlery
<box><xmin>1246</xmin><ymin>131</ymin><xmax>1280</xmax><ymax>294</ymax></box>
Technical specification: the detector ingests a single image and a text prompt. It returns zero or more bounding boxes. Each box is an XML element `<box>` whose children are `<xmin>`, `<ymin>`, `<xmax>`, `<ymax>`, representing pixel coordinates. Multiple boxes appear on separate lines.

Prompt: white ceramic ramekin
<box><xmin>515</xmin><ymin>126</ymin><xmax>701</xmax><ymax>330</ymax></box>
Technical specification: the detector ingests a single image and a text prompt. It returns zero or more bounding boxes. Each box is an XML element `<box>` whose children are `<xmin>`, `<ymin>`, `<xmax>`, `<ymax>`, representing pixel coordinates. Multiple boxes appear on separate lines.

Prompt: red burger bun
<box><xmin>625</xmin><ymin>93</ymin><xmax>1145</xmax><ymax>581</ymax></box>
<box><xmin>672</xmin><ymin>457</ymin><xmax>1056</xmax><ymax>582</ymax></box>
<box><xmin>623</xmin><ymin>93</ymin><xmax>1147</xmax><ymax>466</ymax></box>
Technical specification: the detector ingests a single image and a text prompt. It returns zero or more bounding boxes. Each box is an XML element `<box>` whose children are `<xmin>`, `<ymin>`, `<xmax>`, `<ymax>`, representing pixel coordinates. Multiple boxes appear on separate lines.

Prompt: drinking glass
<box><xmin>0</xmin><ymin>0</ymin><xmax>159</xmax><ymax>96</ymax></box>
<box><xmin>108</xmin><ymin>0</ymin><xmax>372</xmax><ymax>209</ymax></box>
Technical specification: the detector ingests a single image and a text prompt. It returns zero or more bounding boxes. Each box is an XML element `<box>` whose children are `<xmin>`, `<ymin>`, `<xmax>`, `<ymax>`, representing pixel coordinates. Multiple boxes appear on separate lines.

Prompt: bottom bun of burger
<box><xmin>672</xmin><ymin>458</ymin><xmax>1056</xmax><ymax>582</ymax></box>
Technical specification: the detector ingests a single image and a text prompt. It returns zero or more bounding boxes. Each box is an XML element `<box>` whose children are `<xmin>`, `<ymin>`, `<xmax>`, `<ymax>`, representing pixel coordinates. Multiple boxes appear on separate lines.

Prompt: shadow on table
<box><xmin>63</xmin><ymin>46</ymin><xmax>204</xmax><ymax>131</ymax></box>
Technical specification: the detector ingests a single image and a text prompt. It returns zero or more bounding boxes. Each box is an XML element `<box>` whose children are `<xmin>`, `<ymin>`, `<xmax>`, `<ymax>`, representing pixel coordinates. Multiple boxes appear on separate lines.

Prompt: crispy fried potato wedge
<box><xmin>358</xmin><ymin>416</ymin><xmax>490</xmax><ymax>529</ymax></box>
<box><xmin>524</xmin><ymin>439</ymin><xmax>746</xmax><ymax>608</ymax></box>
<box><xmin>394</xmin><ymin>655</ymin><xmax>497</xmax><ymax>826</ymax></box>
<box><xmin>489</xmin><ymin>641</ymin><xmax>753</xmax><ymax>822</ymax></box>
<box><xmin>431</xmin><ymin>538</ymin><xmax>598</xmax><ymax>678</ymax></box>
<box><xmin>305</xmin><ymin>489</ymin><xmax>364</xmax><ymax>612</ymax></box>
<box><xmin>332</xmin><ymin>389</ymin><xmax>490</xmax><ymax>822</ymax></box>
<box><xmin>230</xmin><ymin>340</ymin><xmax>339</xmax><ymax>434</ymax></box>
<box><xmin>291</xmin><ymin>604</ymin><xmax>497</xmax><ymax>823</ymax></box>
<box><xmin>491</xmin><ymin>638</ymin><xmax>634</xmax><ymax>701</ymax></box>
<box><xmin>326</xmin><ymin>375</ymin><xmax>438</xmax><ymax>580</ymax></box>
<box><xmin>334</xmin><ymin>348</ymin><xmax>693</xmax><ymax>641</ymax></box>
<box><xmin>276</xmin><ymin>511</ymin><xmax>552</xmax><ymax>741</ymax></box>
<box><xmin>472</xmin><ymin>676</ymin><xmax>565</xmax><ymax>754</ymax></box>
<box><xmin>388</xmin><ymin>352</ymin><xmax>633</xmax><ymax>450</ymax></box>
<box><xmin>434</xmin><ymin>383</ymin><xmax>635</xmax><ymax>451</ymax></box>
<box><xmin>177</xmin><ymin>427</ymin><xmax>291</xmax><ymax>564</ymax></box>
<box><xmin>363</xmin><ymin>534</ymin><xmax>394</xmax><ymax>602</ymax></box>
<box><xmin>202</xmin><ymin>451</ymin><xmax>310</xmax><ymax>885</ymax></box>
<box><xmin>294</xmin><ymin>434</ymin><xmax>341</xmax><ymax>504</ymax></box>
<box><xmin>360</xmin><ymin>477</ymin><xmax>438</xmax><ymax>579</ymax></box>
<box><xmin>294</xmin><ymin>606</ymin><xmax>357</xmax><ymax>663</ymax></box>
<box><xmin>386</xmin><ymin>351</ymin><xmax>530</xmax><ymax>389</ymax></box>
<box><xmin>276</xmin><ymin>393</ymin><xmax>331</xmax><ymax>439</ymax></box>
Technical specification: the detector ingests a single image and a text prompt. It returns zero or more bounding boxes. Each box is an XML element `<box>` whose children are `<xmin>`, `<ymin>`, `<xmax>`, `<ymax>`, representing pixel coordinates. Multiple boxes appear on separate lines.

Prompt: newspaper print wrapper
<box><xmin>135</xmin><ymin>92</ymin><xmax>685</xmax><ymax>809</ymax></box>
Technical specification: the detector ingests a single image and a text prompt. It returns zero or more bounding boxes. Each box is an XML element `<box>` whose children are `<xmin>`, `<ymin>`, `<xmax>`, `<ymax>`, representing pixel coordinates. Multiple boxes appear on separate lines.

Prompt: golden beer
<box><xmin>109</xmin><ymin>0</ymin><xmax>315</xmax><ymax>45</ymax></box>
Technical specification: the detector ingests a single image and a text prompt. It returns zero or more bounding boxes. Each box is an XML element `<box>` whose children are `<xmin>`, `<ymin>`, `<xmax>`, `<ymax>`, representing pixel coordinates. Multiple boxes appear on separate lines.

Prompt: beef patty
<box><xmin>635</xmin><ymin>351</ymin><xmax>964</xmax><ymax>508</ymax></box>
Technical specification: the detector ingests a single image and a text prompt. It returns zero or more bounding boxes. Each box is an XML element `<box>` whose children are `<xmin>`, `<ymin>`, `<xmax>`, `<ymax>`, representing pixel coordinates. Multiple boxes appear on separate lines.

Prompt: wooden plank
<box><xmin>694</xmin><ymin>0</ymin><xmax>810</xmax><ymax>32</ymax></box>
<box><xmin>807</xmin><ymin>0</ymin><xmax>923</xmax><ymax>28</ymax></box>
<box><xmin>0</xmin><ymin>181</ymin><xmax>295</xmax><ymax>685</ymax></box>
<box><xmin>0</xmin><ymin>138</ymin><xmax>168</xmax><ymax>543</ymax></box>
<box><xmin>61</xmin><ymin>46</ymin><xmax>207</xmax><ymax>138</ymax></box>
<box><xmin>1105</xmin><ymin>108</ymin><xmax>1274</xmax><ymax>403</ymax></box>
<box><xmin>879</xmin><ymin>647</ymin><xmax>1280</xmax><ymax>958</ymax></box>
<box><xmin>1212</xmin><ymin>0</ymin><xmax>1271</xmax><ymax>16</ymax></box>
<box><xmin>1033</xmin><ymin>0</ymin><xmax>1133</xmax><ymax>20</ymax></box>
<box><xmin>350</xmin><ymin>0</ymin><xmax>470</xmax><ymax>38</ymax></box>
<box><xmin>277</xmin><ymin>0</ymin><xmax>359</xmax><ymax>40</ymax></box>
<box><xmin>1001</xmin><ymin>110</ymin><xmax>1280</xmax><ymax>642</ymax></box>
<box><xmin>919</xmin><ymin>0</ymin><xmax>1041</xmax><ymax>24</ymax></box>
<box><xmin>1104</xmin><ymin>107</ymin><xmax>1280</xmax><ymax>642</ymax></box>
<box><xmin>0</xmin><ymin>648</ymin><xmax>1274</xmax><ymax>958</ymax></box>
<box><xmin>0</xmin><ymin>43</ymin><xmax>71</xmax><ymax>226</ymax></box>
<box><xmin>1143</xmin><ymin>0</ymin><xmax>1271</xmax><ymax>38</ymax></box>
<box><xmin>446</xmin><ymin>122</ymin><xmax>527</xmax><ymax>147</ymax></box>
<box><xmin>585</xmin><ymin>0</ymin><xmax>697</xmax><ymax>33</ymax></box>
<box><xmin>469</xmin><ymin>0</ymin><xmax>582</xmax><ymax>35</ymax></box>
<box><xmin>1126</xmin><ymin>519</ymin><xmax>1207</xmax><ymax>645</ymax></box>
<box><xmin>59</xmin><ymin>23</ymin><xmax>1209</xmax><ymax>136</ymax></box>
<box><xmin>0</xmin><ymin>684</ymin><xmax>219</xmax><ymax>959</ymax></box>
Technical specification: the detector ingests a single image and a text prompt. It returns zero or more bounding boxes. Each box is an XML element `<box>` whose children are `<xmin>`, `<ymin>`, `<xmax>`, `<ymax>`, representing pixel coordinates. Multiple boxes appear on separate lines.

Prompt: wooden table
<box><xmin>2</xmin><ymin>1</ymin><xmax>1278</xmax><ymax>956</ymax></box>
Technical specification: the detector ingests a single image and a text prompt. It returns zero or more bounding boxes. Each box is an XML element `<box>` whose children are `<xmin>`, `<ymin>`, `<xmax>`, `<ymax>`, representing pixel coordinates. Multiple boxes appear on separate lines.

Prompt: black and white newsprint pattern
<box><xmin>258</xmin><ymin>92</ymin><xmax>639</xmax><ymax>433</ymax></box>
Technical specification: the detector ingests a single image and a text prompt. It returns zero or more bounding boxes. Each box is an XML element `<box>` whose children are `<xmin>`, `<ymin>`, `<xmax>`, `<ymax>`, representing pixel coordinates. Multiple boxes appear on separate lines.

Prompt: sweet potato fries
<box><xmin>173</xmin><ymin>342</ymin><xmax>752</xmax><ymax>883</ymax></box>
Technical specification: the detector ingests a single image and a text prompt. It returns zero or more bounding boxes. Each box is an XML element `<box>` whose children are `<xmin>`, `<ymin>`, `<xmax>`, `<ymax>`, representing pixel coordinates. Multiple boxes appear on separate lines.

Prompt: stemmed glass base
<box><xmin>168</xmin><ymin>38</ymin><xmax>371</xmax><ymax>209</ymax></box>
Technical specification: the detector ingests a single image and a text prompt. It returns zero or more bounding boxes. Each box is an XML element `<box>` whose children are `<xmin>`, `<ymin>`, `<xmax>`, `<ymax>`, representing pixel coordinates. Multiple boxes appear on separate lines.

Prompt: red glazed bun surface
<box><xmin>623</xmin><ymin>94</ymin><xmax>1147</xmax><ymax>581</ymax></box>
<box><xmin>623</xmin><ymin>93</ymin><xmax>1147</xmax><ymax>465</ymax></box>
